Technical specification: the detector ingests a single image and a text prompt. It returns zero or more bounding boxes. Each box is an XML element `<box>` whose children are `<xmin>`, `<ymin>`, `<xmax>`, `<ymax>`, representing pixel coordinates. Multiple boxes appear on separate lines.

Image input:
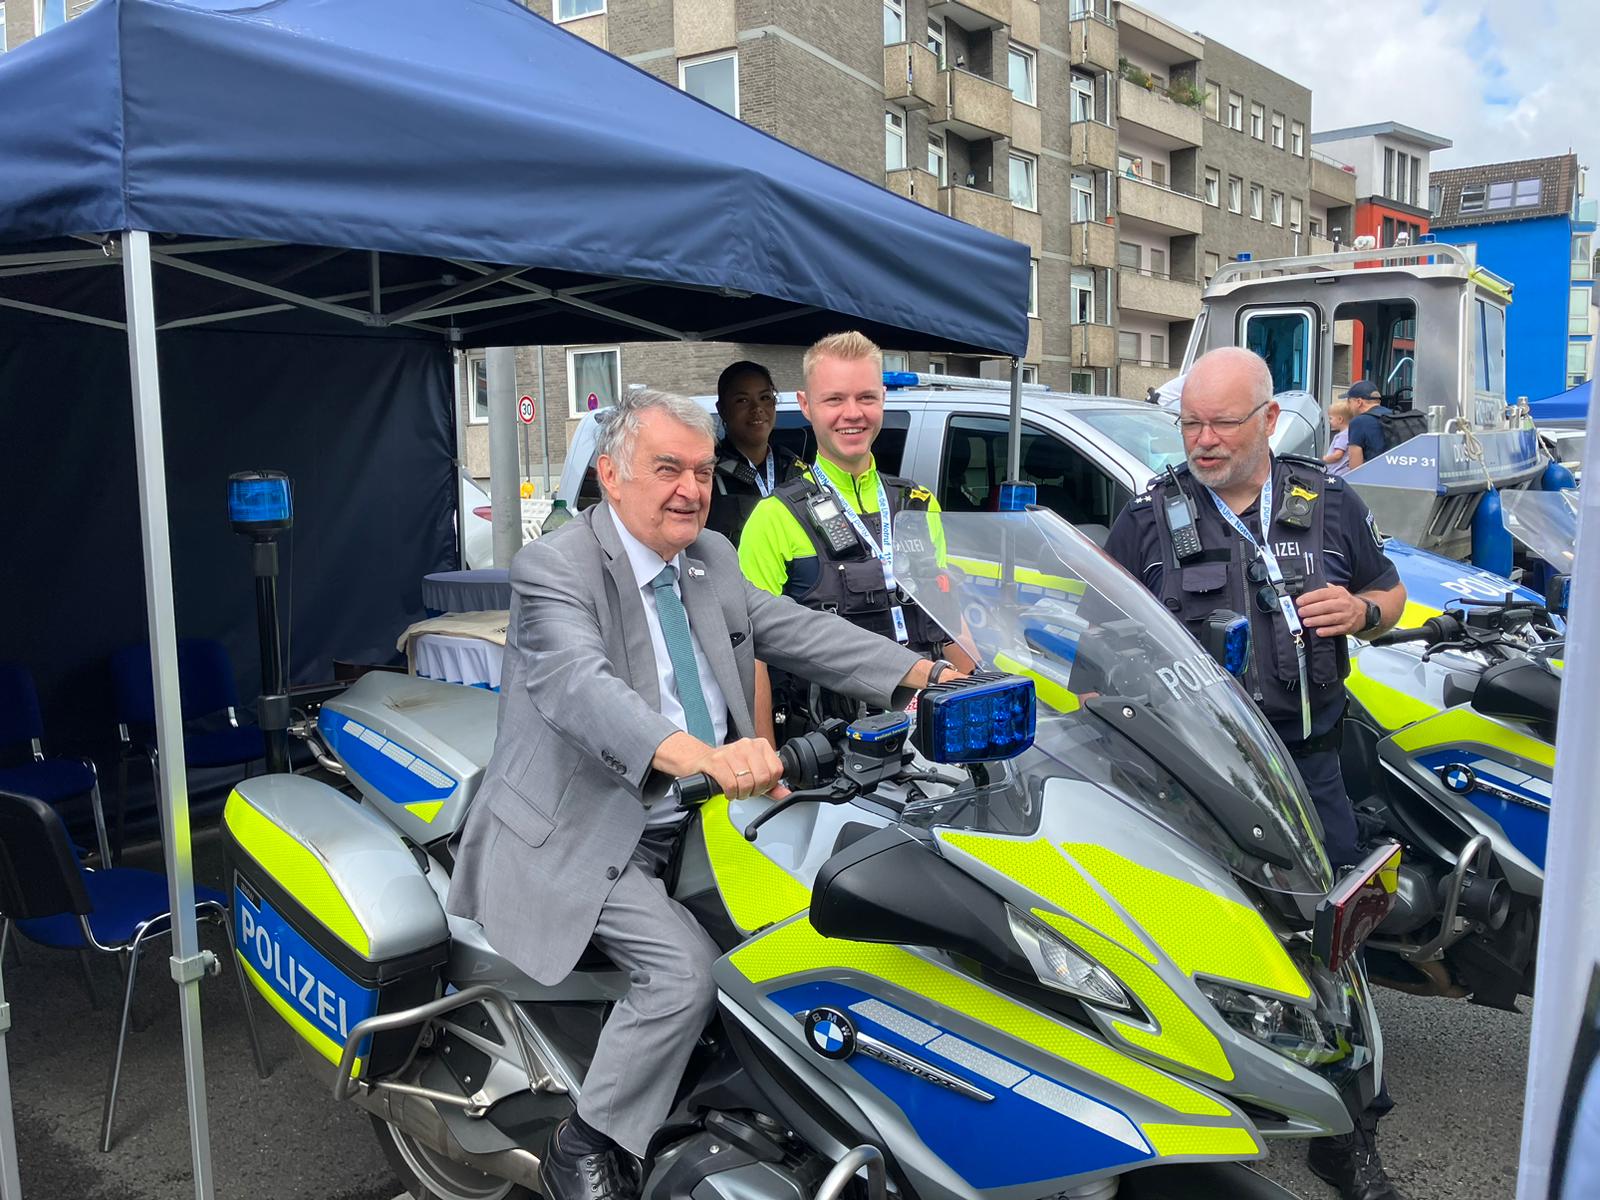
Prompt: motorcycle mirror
<box><xmin>1545</xmin><ymin>572</ymin><xmax>1571</xmax><ymax>618</ymax></box>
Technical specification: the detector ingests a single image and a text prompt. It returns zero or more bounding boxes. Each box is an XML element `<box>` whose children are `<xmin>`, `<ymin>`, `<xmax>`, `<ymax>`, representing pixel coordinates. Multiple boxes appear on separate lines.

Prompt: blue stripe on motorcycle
<box><xmin>316</xmin><ymin>709</ymin><xmax>457</xmax><ymax>807</ymax></box>
<box><xmin>1415</xmin><ymin>750</ymin><xmax>1549</xmax><ymax>869</ymax></box>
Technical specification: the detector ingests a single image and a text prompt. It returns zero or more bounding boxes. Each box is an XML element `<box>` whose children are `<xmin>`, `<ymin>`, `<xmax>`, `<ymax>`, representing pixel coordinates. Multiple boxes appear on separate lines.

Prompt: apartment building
<box><xmin>1311</xmin><ymin>121</ymin><xmax>1450</xmax><ymax>249</ymax></box>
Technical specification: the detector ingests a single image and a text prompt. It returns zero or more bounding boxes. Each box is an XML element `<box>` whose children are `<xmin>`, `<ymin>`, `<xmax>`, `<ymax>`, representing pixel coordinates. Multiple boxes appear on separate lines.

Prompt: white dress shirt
<box><xmin>610</xmin><ymin>513</ymin><xmax>730</xmax><ymax>823</ymax></box>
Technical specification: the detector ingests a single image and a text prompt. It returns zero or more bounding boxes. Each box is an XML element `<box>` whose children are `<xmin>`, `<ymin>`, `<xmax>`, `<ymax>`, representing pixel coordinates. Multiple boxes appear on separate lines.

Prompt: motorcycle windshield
<box><xmin>895</xmin><ymin>509</ymin><xmax>1332</xmax><ymax>897</ymax></box>
<box><xmin>1499</xmin><ymin>488</ymin><xmax>1579</xmax><ymax>573</ymax></box>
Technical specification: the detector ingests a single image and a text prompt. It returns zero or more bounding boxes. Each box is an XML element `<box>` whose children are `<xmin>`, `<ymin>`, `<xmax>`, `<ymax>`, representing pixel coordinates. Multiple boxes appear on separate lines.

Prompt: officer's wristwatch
<box><xmin>927</xmin><ymin>658</ymin><xmax>955</xmax><ymax>685</ymax></box>
<box><xmin>1359</xmin><ymin>599</ymin><xmax>1383</xmax><ymax>634</ymax></box>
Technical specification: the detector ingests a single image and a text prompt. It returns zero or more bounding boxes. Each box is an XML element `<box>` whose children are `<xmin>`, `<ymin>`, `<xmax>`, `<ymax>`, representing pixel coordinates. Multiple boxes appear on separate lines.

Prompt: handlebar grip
<box><xmin>1369</xmin><ymin>614</ymin><xmax>1464</xmax><ymax>647</ymax></box>
<box><xmin>1368</xmin><ymin>626</ymin><xmax>1433</xmax><ymax>647</ymax></box>
<box><xmin>674</xmin><ymin>741</ymin><xmax>803</xmax><ymax>809</ymax></box>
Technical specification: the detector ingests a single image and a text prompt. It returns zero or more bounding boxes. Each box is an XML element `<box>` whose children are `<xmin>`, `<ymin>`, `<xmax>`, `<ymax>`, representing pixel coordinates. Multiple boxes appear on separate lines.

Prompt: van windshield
<box><xmin>1075</xmin><ymin>409</ymin><xmax>1186</xmax><ymax>474</ymax></box>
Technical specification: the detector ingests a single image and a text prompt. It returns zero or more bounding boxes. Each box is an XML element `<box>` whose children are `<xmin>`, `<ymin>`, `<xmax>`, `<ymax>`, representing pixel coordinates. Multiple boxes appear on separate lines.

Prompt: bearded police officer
<box><xmin>739</xmin><ymin>332</ymin><xmax>974</xmax><ymax>743</ymax></box>
<box><xmin>1106</xmin><ymin>346</ymin><xmax>1409</xmax><ymax>1200</ymax></box>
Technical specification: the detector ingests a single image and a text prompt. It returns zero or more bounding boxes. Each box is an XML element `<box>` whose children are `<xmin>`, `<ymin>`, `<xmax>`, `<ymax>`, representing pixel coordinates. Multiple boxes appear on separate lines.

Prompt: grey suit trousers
<box><xmin>578</xmin><ymin>824</ymin><xmax>718</xmax><ymax>1157</ymax></box>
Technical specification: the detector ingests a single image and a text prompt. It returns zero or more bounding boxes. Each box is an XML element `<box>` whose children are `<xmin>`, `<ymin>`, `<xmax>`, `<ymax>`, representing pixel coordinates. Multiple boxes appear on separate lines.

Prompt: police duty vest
<box><xmin>773</xmin><ymin>469</ymin><xmax>945</xmax><ymax>652</ymax></box>
<box><xmin>1149</xmin><ymin>455</ymin><xmax>1350</xmax><ymax>730</ymax></box>
<box><xmin>706</xmin><ymin>443</ymin><xmax>803</xmax><ymax>546</ymax></box>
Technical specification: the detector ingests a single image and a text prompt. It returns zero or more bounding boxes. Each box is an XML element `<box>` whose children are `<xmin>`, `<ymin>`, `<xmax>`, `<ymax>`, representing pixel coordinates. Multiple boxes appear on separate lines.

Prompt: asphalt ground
<box><xmin>3</xmin><ymin>825</ymin><xmax>1528</xmax><ymax>1200</ymax></box>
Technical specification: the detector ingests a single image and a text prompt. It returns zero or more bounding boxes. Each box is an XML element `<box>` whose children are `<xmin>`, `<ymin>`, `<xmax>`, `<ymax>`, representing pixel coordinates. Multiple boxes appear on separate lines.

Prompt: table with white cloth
<box><xmin>397</xmin><ymin>611</ymin><xmax>508</xmax><ymax>690</ymax></box>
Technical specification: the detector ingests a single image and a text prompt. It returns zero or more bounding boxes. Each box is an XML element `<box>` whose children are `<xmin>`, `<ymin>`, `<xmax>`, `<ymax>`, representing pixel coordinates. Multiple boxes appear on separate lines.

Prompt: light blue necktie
<box><xmin>651</xmin><ymin>565</ymin><xmax>717</xmax><ymax>745</ymax></box>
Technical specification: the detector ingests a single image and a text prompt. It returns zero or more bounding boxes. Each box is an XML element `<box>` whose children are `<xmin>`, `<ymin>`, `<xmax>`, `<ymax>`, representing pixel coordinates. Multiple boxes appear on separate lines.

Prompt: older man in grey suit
<box><xmin>447</xmin><ymin>388</ymin><xmax>944</xmax><ymax>1200</ymax></box>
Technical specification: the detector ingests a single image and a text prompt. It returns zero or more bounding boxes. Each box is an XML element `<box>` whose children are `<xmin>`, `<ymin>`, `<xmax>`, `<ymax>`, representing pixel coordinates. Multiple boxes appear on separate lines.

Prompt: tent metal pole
<box><xmin>1006</xmin><ymin>357</ymin><xmax>1023</xmax><ymax>481</ymax></box>
<box><xmin>0</xmin><ymin>953</ymin><xmax>22</xmax><ymax>1200</ymax></box>
<box><xmin>121</xmin><ymin>230</ymin><xmax>217</xmax><ymax>1200</ymax></box>
<box><xmin>370</xmin><ymin>252</ymin><xmax>382</xmax><ymax>316</ymax></box>
<box><xmin>487</xmin><ymin>346</ymin><xmax>522</xmax><ymax>566</ymax></box>
<box><xmin>538</xmin><ymin>346</ymin><xmax>552</xmax><ymax>496</ymax></box>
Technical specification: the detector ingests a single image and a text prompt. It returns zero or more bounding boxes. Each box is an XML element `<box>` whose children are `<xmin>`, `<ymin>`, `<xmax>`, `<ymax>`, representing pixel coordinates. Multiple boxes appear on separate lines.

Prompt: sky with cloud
<box><xmin>1142</xmin><ymin>0</ymin><xmax>1600</xmax><ymax>181</ymax></box>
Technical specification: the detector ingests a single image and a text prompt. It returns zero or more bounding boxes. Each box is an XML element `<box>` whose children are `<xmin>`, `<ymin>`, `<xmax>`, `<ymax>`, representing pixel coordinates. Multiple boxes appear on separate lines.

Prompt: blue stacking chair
<box><xmin>0</xmin><ymin>663</ymin><xmax>114</xmax><ymax>865</ymax></box>
<box><xmin>0</xmin><ymin>788</ymin><xmax>269</xmax><ymax>1150</ymax></box>
<box><xmin>108</xmin><ymin>639</ymin><xmax>265</xmax><ymax>854</ymax></box>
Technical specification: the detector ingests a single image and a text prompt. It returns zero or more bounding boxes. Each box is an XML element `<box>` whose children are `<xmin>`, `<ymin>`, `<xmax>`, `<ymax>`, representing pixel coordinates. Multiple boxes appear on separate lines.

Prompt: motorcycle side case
<box><xmin>317</xmin><ymin>670</ymin><xmax>498</xmax><ymax>846</ymax></box>
<box><xmin>222</xmin><ymin>773</ymin><xmax>449</xmax><ymax>1077</ymax></box>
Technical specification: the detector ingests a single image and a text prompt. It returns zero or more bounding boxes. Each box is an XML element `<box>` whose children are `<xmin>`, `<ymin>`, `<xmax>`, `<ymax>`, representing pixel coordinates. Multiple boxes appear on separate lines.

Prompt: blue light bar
<box><xmin>913</xmin><ymin>675</ymin><xmax>1036</xmax><ymax>765</ymax></box>
<box><xmin>998</xmin><ymin>481</ymin><xmax>1037</xmax><ymax>512</ymax></box>
<box><xmin>228</xmin><ymin>470</ymin><xmax>293</xmax><ymax>533</ymax></box>
<box><xmin>1235</xmin><ymin>252</ymin><xmax>1252</xmax><ymax>262</ymax></box>
<box><xmin>882</xmin><ymin>371</ymin><xmax>919</xmax><ymax>390</ymax></box>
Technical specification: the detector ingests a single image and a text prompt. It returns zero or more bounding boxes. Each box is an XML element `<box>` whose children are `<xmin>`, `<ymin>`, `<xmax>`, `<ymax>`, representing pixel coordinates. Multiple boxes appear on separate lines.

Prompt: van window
<box><xmin>1241</xmin><ymin>307</ymin><xmax>1316</xmax><ymax>394</ymax></box>
<box><xmin>770</xmin><ymin>410</ymin><xmax>910</xmax><ymax>474</ymax></box>
<box><xmin>939</xmin><ymin>415</ymin><xmax>1128</xmax><ymax>536</ymax></box>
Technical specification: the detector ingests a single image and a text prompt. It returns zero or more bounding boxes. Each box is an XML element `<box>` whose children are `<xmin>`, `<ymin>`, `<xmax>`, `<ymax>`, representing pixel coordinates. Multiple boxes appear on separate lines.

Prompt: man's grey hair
<box><xmin>595</xmin><ymin>388</ymin><xmax>716</xmax><ymax>478</ymax></box>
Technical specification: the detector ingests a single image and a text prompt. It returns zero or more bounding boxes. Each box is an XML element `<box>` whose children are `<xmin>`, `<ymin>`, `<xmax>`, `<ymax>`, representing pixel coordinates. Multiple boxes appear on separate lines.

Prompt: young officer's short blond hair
<box><xmin>803</xmin><ymin>331</ymin><xmax>883</xmax><ymax>390</ymax></box>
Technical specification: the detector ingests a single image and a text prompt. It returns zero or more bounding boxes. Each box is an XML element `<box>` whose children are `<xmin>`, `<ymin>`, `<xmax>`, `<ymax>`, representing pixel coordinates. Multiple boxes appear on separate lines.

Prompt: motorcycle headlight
<box><xmin>1006</xmin><ymin>908</ymin><xmax>1134</xmax><ymax>1012</ymax></box>
<box><xmin>1196</xmin><ymin>978</ymin><xmax>1347</xmax><ymax>1068</ymax></box>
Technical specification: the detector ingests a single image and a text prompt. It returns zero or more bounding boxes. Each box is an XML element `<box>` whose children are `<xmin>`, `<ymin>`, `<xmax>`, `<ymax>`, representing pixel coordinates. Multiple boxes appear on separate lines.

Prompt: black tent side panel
<box><xmin>0</xmin><ymin>324</ymin><xmax>456</xmax><ymax>755</ymax></box>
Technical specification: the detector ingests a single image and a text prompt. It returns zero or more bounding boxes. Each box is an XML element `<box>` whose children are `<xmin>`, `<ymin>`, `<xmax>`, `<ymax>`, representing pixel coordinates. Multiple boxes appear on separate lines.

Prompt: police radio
<box><xmin>1161</xmin><ymin>469</ymin><xmax>1204</xmax><ymax>561</ymax></box>
<box><xmin>806</xmin><ymin>493</ymin><xmax>859</xmax><ymax>556</ymax></box>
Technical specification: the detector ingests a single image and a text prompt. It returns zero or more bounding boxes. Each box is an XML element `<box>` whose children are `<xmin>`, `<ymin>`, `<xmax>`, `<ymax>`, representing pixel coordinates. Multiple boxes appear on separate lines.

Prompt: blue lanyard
<box><xmin>816</xmin><ymin>468</ymin><xmax>909</xmax><ymax>642</ymax></box>
<box><xmin>751</xmin><ymin>451</ymin><xmax>776</xmax><ymax>498</ymax></box>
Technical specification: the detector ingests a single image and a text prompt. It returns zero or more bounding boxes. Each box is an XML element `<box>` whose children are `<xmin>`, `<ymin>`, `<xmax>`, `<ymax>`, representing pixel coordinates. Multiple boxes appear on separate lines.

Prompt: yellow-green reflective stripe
<box><xmin>1140</xmin><ymin>1122</ymin><xmax>1260</xmax><ymax>1158</ymax></box>
<box><xmin>1033</xmin><ymin>910</ymin><xmax>1233</xmax><ymax>1082</ymax></box>
<box><xmin>992</xmin><ymin>653</ymin><xmax>1080</xmax><ymax>714</ymax></box>
<box><xmin>948</xmin><ymin>556</ymin><xmax>1088</xmax><ymax>596</ymax></box>
<box><xmin>223</xmin><ymin>791</ymin><xmax>371</xmax><ymax>957</ymax></box>
<box><xmin>1065</xmin><ymin>844</ymin><xmax>1310</xmax><ymax>1000</ymax></box>
<box><xmin>405</xmin><ymin>800</ymin><xmax>445</xmax><ymax>824</ymax></box>
<box><xmin>700</xmin><ymin>794</ymin><xmax>811</xmax><ymax>933</ymax></box>
<box><xmin>1390</xmin><ymin>706</ymin><xmax>1554</xmax><ymax>768</ymax></box>
<box><xmin>732</xmin><ymin>918</ymin><xmax>1231</xmax><ymax>1117</ymax></box>
<box><xmin>238</xmin><ymin>951</ymin><xmax>362</xmax><ymax>1078</ymax></box>
<box><xmin>1345</xmin><ymin>658</ymin><xmax>1437</xmax><ymax>731</ymax></box>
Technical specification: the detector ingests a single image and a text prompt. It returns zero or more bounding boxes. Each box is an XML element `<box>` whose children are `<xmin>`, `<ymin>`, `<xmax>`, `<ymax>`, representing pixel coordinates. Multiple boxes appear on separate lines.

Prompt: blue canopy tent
<box><xmin>0</xmin><ymin>1</ymin><xmax>1030</xmax><ymax>1194</ymax></box>
<box><xmin>1530</xmin><ymin>378</ymin><xmax>1593</xmax><ymax>425</ymax></box>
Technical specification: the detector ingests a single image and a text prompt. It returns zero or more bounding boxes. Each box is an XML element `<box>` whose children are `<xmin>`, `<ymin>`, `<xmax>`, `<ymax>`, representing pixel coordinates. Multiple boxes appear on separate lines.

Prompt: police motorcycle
<box><xmin>222</xmin><ymin>507</ymin><xmax>1401</xmax><ymax>1200</ymax></box>
<box><xmin>1337</xmin><ymin>492</ymin><xmax>1571</xmax><ymax>1011</ymax></box>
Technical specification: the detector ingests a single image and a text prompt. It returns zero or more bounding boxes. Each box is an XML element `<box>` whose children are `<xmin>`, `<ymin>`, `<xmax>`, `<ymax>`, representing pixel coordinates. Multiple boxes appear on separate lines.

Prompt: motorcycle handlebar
<box><xmin>673</xmin><ymin>728</ymin><xmax>838</xmax><ymax>808</ymax></box>
<box><xmin>1368</xmin><ymin>613</ymin><xmax>1464</xmax><ymax>647</ymax></box>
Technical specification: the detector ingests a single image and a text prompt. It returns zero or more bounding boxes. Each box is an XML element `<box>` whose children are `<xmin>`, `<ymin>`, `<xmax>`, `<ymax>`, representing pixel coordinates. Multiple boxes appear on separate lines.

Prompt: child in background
<box><xmin>1324</xmin><ymin>399</ymin><xmax>1353</xmax><ymax>477</ymax></box>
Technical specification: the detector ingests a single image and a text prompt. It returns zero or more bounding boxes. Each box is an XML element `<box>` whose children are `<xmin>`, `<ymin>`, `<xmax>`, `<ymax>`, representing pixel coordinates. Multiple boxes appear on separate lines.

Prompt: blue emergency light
<box><xmin>1222</xmin><ymin>617</ymin><xmax>1251</xmax><ymax>677</ymax></box>
<box><xmin>912</xmin><ymin>674</ymin><xmax>1036</xmax><ymax>764</ymax></box>
<box><xmin>998</xmin><ymin>481</ymin><xmax>1037</xmax><ymax>512</ymax></box>
<box><xmin>1235</xmin><ymin>252</ymin><xmax>1252</xmax><ymax>262</ymax></box>
<box><xmin>882</xmin><ymin>371</ymin><xmax>920</xmax><ymax>390</ymax></box>
<box><xmin>228</xmin><ymin>470</ymin><xmax>293</xmax><ymax>536</ymax></box>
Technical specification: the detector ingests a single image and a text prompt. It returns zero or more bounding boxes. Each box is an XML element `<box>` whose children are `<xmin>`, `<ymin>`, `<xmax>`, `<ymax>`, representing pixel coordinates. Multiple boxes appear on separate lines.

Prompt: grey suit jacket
<box><xmin>445</xmin><ymin>501</ymin><xmax>923</xmax><ymax>984</ymax></box>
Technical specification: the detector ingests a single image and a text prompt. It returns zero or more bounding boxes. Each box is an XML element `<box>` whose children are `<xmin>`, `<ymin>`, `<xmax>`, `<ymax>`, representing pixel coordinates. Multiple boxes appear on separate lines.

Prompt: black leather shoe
<box><xmin>540</xmin><ymin>1119</ymin><xmax>639</xmax><ymax>1200</ymax></box>
<box><xmin>1308</xmin><ymin>1118</ymin><xmax>1408</xmax><ymax>1200</ymax></box>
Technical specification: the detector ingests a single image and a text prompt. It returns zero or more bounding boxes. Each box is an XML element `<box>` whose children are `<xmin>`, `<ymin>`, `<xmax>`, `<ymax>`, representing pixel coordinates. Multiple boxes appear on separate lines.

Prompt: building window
<box><xmin>1383</xmin><ymin>148</ymin><xmax>1395</xmax><ymax>200</ymax></box>
<box><xmin>1249</xmin><ymin>103</ymin><xmax>1264</xmax><ymax>140</ymax></box>
<box><xmin>1575</xmin><ymin>235</ymin><xmax>1593</xmax><ymax>279</ymax></box>
<box><xmin>884</xmin><ymin>111</ymin><xmax>905</xmax><ymax>171</ymax></box>
<box><xmin>1150</xmin><ymin>333</ymin><xmax>1166</xmax><ymax>364</ymax></box>
<box><xmin>1228</xmin><ymin>175</ymin><xmax>1243</xmax><ymax>214</ymax></box>
<box><xmin>555</xmin><ymin>0</ymin><xmax>603</xmax><ymax>21</ymax></box>
<box><xmin>1118</xmin><ymin>153</ymin><xmax>1143</xmax><ymax>181</ymax></box>
<box><xmin>1309</xmin><ymin>217</ymin><xmax>1323</xmax><ymax>237</ymax></box>
<box><xmin>1070</xmin><ymin>70</ymin><xmax>1095</xmax><ymax>123</ymax></box>
<box><xmin>1070</xmin><ymin>369</ymin><xmax>1096</xmax><ymax>394</ymax></box>
<box><xmin>1117</xmin><ymin>330</ymin><xmax>1140</xmax><ymax>361</ymax></box>
<box><xmin>1572</xmin><ymin>288</ymin><xmax>1591</xmax><ymax>335</ymax></box>
<box><xmin>1071</xmin><ymin>171</ymin><xmax>1096</xmax><ymax>222</ymax></box>
<box><xmin>1460</xmin><ymin>184</ymin><xmax>1486</xmax><ymax>214</ymax></box>
<box><xmin>926</xmin><ymin>16</ymin><xmax>945</xmax><ymax>65</ymax></box>
<box><xmin>1487</xmin><ymin>180</ymin><xmax>1515</xmax><ymax>210</ymax></box>
<box><xmin>1029</xmin><ymin>259</ymin><xmax>1039</xmax><ymax>316</ymax></box>
<box><xmin>1008</xmin><ymin>44</ymin><xmax>1037</xmax><ymax>105</ymax></box>
<box><xmin>883</xmin><ymin>0</ymin><xmax>904</xmax><ymax>45</ymax></box>
<box><xmin>1291</xmin><ymin>120</ymin><xmax>1304</xmax><ymax>156</ymax></box>
<box><xmin>1430</xmin><ymin>184</ymin><xmax>1443</xmax><ymax>216</ymax></box>
<box><xmin>1381</xmin><ymin>216</ymin><xmax>1395</xmax><ymax>247</ymax></box>
<box><xmin>1569</xmin><ymin>343</ymin><xmax>1589</xmax><ymax>377</ymax></box>
<box><xmin>1289</xmin><ymin>197</ymin><xmax>1303</xmax><ymax>233</ymax></box>
<box><xmin>1021</xmin><ymin>365</ymin><xmax>1039</xmax><ymax>385</ymax></box>
<box><xmin>1150</xmin><ymin>160</ymin><xmax>1167</xmax><ymax>186</ymax></box>
<box><xmin>1204</xmin><ymin>167</ymin><xmax>1220</xmax><ymax>206</ymax></box>
<box><xmin>882</xmin><ymin>352</ymin><xmax>909</xmax><ymax>373</ymax></box>
<box><xmin>1516</xmin><ymin>178</ymin><xmax>1542</xmax><ymax>206</ymax></box>
<box><xmin>1270</xmin><ymin>191</ymin><xmax>1284</xmax><ymax>226</ymax></box>
<box><xmin>927</xmin><ymin>133</ymin><xmax>947</xmax><ymax>185</ymax></box>
<box><xmin>680</xmin><ymin>51</ymin><xmax>738</xmax><ymax>117</ymax></box>
<box><xmin>1149</xmin><ymin>246</ymin><xmax>1166</xmax><ymax>277</ymax></box>
<box><xmin>1227</xmin><ymin>91</ymin><xmax>1243</xmax><ymax>131</ymax></box>
<box><xmin>465</xmin><ymin>351</ymin><xmax>489</xmax><ymax>424</ymax></box>
<box><xmin>1204</xmin><ymin>81</ymin><xmax>1221</xmax><ymax>121</ymax></box>
<box><xmin>1250</xmin><ymin>183</ymin><xmax>1263</xmax><ymax>220</ymax></box>
<box><xmin>1410</xmin><ymin>158</ymin><xmax>1421</xmax><ymax>208</ymax></box>
<box><xmin>1118</xmin><ymin>241</ymin><xmax>1141</xmax><ymax>269</ymax></box>
<box><xmin>1010</xmin><ymin>152</ymin><xmax>1038</xmax><ymax>211</ymax></box>
<box><xmin>1270</xmin><ymin>111</ymin><xmax>1285</xmax><ymax>149</ymax></box>
<box><xmin>1070</xmin><ymin>269</ymin><xmax>1095</xmax><ymax>324</ymax></box>
<box><xmin>1204</xmin><ymin>251</ymin><xmax>1221</xmax><ymax>282</ymax></box>
<box><xmin>568</xmin><ymin>346</ymin><xmax>621</xmax><ymax>419</ymax></box>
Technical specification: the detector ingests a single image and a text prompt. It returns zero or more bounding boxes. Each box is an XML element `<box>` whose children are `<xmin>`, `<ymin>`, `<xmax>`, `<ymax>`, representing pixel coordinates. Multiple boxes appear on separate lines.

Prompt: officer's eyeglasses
<box><xmin>1176</xmin><ymin>399</ymin><xmax>1269</xmax><ymax>436</ymax></box>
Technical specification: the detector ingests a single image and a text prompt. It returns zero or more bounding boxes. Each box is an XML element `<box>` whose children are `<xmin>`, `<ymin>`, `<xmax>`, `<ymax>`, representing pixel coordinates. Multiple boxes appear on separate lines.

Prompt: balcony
<box><xmin>1070</xmin><ymin>15</ymin><xmax>1118</xmax><ymax>73</ymax></box>
<box><xmin>1311</xmin><ymin>151</ymin><xmax>1358</xmax><ymax>208</ymax></box>
<box><xmin>928</xmin><ymin>0</ymin><xmax>1009</xmax><ymax>32</ymax></box>
<box><xmin>1069</xmin><ymin>219</ymin><xmax>1118</xmax><ymax>269</ymax></box>
<box><xmin>1070</xmin><ymin>322</ymin><xmax>1117</xmax><ymax>368</ymax></box>
<box><xmin>931</xmin><ymin>68</ymin><xmax>1012</xmax><ymax>142</ymax></box>
<box><xmin>884</xmin><ymin>42</ymin><xmax>940</xmax><ymax>110</ymax></box>
<box><xmin>1117</xmin><ymin>77</ymin><xmax>1203</xmax><ymax>148</ymax></box>
<box><xmin>1068</xmin><ymin>120</ymin><xmax>1117</xmax><ymax>173</ymax></box>
<box><xmin>1119</xmin><ymin>361</ymin><xmax>1180</xmax><ymax>400</ymax></box>
<box><xmin>886</xmin><ymin>167</ymin><xmax>940</xmax><ymax>209</ymax></box>
<box><xmin>1117</xmin><ymin>267</ymin><xmax>1202</xmax><ymax>322</ymax></box>
<box><xmin>1308</xmin><ymin>235</ymin><xmax>1338</xmax><ymax>256</ymax></box>
<box><xmin>940</xmin><ymin>184</ymin><xmax>1014</xmax><ymax>240</ymax></box>
<box><xmin>1117</xmin><ymin>176</ymin><xmax>1204</xmax><ymax>236</ymax></box>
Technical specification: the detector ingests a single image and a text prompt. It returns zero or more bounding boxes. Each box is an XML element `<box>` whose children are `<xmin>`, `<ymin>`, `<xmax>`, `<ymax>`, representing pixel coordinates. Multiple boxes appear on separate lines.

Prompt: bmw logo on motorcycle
<box><xmin>1438</xmin><ymin>763</ymin><xmax>1478</xmax><ymax>794</ymax></box>
<box><xmin>805</xmin><ymin>1007</ymin><xmax>857</xmax><ymax>1060</ymax></box>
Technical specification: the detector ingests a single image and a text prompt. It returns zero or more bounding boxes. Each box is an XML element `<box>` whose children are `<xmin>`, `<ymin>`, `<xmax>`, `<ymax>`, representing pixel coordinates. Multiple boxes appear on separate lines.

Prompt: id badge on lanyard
<box><xmin>818</xmin><ymin>471</ymin><xmax>909</xmax><ymax>644</ymax></box>
<box><xmin>1207</xmin><ymin>475</ymin><xmax>1312</xmax><ymax>741</ymax></box>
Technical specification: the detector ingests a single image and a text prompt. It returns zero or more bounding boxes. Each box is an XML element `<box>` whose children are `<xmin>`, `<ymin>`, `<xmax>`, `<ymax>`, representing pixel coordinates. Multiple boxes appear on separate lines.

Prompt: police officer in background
<box><xmin>705</xmin><ymin>360</ymin><xmax>805</xmax><ymax>545</ymax></box>
<box><xmin>739</xmin><ymin>332</ymin><xmax>974</xmax><ymax>743</ymax></box>
<box><xmin>1105</xmin><ymin>346</ymin><xmax>1409</xmax><ymax>1200</ymax></box>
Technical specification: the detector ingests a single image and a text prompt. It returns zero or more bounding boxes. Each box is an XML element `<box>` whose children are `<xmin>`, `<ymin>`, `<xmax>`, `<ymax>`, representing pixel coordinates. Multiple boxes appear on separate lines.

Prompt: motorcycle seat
<box><xmin>1471</xmin><ymin>658</ymin><xmax>1559</xmax><ymax>733</ymax></box>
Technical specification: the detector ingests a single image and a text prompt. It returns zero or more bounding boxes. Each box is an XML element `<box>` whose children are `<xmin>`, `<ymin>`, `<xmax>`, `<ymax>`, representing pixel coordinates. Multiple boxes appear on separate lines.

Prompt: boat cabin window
<box><xmin>1240</xmin><ymin>306</ymin><xmax>1316</xmax><ymax>395</ymax></box>
<box><xmin>1332</xmin><ymin>298</ymin><xmax>1418</xmax><ymax>410</ymax></box>
<box><xmin>1471</xmin><ymin>297</ymin><xmax>1507</xmax><ymax>410</ymax></box>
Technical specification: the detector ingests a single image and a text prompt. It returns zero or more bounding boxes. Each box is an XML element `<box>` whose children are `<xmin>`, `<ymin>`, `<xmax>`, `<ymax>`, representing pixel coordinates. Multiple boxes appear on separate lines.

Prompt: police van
<box><xmin>554</xmin><ymin>374</ymin><xmax>1185</xmax><ymax>548</ymax></box>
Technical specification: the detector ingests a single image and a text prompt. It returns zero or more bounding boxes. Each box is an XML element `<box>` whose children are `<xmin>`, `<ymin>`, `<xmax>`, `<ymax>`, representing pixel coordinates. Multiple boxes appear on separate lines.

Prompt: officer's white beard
<box><xmin>1187</xmin><ymin>442</ymin><xmax>1269</xmax><ymax>492</ymax></box>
